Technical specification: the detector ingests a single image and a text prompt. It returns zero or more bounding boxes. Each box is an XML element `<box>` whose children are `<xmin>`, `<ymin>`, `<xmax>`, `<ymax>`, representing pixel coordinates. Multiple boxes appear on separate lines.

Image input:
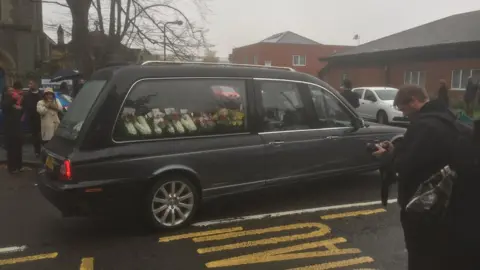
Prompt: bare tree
<box><xmin>36</xmin><ymin>0</ymin><xmax>211</xmax><ymax>76</ymax></box>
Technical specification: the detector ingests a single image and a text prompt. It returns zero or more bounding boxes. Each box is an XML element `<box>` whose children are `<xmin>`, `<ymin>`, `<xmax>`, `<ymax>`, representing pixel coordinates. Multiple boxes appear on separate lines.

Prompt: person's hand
<box><xmin>380</xmin><ymin>141</ymin><xmax>394</xmax><ymax>152</ymax></box>
<box><xmin>372</xmin><ymin>141</ymin><xmax>394</xmax><ymax>157</ymax></box>
<box><xmin>13</xmin><ymin>104</ymin><xmax>22</xmax><ymax>110</ymax></box>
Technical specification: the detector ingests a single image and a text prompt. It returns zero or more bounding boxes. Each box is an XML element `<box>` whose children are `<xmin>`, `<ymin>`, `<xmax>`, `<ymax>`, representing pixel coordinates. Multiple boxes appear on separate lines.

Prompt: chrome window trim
<box><xmin>111</xmin><ymin>77</ymin><xmax>252</xmax><ymax>144</ymax></box>
<box><xmin>258</xmin><ymin>127</ymin><xmax>349</xmax><ymax>135</ymax></box>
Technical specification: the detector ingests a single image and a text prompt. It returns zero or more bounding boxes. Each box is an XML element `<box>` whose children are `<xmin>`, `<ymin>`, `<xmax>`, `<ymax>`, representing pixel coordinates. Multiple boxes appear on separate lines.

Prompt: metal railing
<box><xmin>140</xmin><ymin>60</ymin><xmax>295</xmax><ymax>72</ymax></box>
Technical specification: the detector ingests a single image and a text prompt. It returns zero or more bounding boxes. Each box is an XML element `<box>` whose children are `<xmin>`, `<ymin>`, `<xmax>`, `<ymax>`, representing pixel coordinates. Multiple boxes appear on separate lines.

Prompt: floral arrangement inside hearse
<box><xmin>119</xmin><ymin>107</ymin><xmax>245</xmax><ymax>138</ymax></box>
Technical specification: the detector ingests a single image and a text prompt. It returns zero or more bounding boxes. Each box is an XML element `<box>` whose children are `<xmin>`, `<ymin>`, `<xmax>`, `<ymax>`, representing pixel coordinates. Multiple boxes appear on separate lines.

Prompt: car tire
<box><xmin>377</xmin><ymin>111</ymin><xmax>389</xmax><ymax>125</ymax></box>
<box><xmin>143</xmin><ymin>174</ymin><xmax>200</xmax><ymax>230</ymax></box>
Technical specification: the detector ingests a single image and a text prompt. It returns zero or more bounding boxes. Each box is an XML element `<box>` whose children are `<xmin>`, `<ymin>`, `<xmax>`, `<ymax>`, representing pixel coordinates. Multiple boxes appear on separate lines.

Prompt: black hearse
<box><xmin>37</xmin><ymin>61</ymin><xmax>405</xmax><ymax>229</ymax></box>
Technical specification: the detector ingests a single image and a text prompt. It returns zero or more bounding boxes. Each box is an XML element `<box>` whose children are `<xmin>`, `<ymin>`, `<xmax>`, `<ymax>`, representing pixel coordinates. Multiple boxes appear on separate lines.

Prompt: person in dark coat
<box><xmin>339</xmin><ymin>79</ymin><xmax>360</xmax><ymax>108</ymax></box>
<box><xmin>23</xmin><ymin>80</ymin><xmax>42</xmax><ymax>157</ymax></box>
<box><xmin>372</xmin><ymin>85</ymin><xmax>455</xmax><ymax>270</ymax></box>
<box><xmin>71</xmin><ymin>78</ymin><xmax>85</xmax><ymax>98</ymax></box>
<box><xmin>464</xmin><ymin>77</ymin><xmax>478</xmax><ymax>117</ymax></box>
<box><xmin>1</xmin><ymin>82</ymin><xmax>26</xmax><ymax>173</ymax></box>
<box><xmin>437</xmin><ymin>79</ymin><xmax>450</xmax><ymax>107</ymax></box>
<box><xmin>58</xmin><ymin>81</ymin><xmax>69</xmax><ymax>95</ymax></box>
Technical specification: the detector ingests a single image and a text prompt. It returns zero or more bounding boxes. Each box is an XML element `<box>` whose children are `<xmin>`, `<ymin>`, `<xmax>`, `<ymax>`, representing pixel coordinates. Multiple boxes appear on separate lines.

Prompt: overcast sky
<box><xmin>43</xmin><ymin>0</ymin><xmax>480</xmax><ymax>57</ymax></box>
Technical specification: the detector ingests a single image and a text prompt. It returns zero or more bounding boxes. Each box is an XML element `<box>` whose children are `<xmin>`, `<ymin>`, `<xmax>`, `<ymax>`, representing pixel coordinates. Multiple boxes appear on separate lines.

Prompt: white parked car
<box><xmin>352</xmin><ymin>87</ymin><xmax>408</xmax><ymax>125</ymax></box>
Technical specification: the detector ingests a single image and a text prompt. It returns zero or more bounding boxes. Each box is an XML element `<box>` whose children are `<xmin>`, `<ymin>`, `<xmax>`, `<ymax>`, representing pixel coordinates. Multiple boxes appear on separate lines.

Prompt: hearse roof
<box><xmin>92</xmin><ymin>62</ymin><xmax>331</xmax><ymax>89</ymax></box>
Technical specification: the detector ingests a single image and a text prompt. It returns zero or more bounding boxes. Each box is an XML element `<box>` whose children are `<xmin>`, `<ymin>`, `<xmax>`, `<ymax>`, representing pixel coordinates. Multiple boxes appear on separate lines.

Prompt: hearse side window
<box><xmin>309</xmin><ymin>85</ymin><xmax>354</xmax><ymax>128</ymax></box>
<box><xmin>259</xmin><ymin>81</ymin><xmax>309</xmax><ymax>132</ymax></box>
<box><xmin>113</xmin><ymin>78</ymin><xmax>247</xmax><ymax>141</ymax></box>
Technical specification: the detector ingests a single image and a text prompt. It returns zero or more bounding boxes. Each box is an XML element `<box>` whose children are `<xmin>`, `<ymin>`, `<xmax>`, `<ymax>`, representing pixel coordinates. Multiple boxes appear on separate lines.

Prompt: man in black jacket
<box><xmin>1</xmin><ymin>82</ymin><xmax>25</xmax><ymax>173</ymax></box>
<box><xmin>339</xmin><ymin>79</ymin><xmax>360</xmax><ymax>108</ymax></box>
<box><xmin>23</xmin><ymin>80</ymin><xmax>42</xmax><ymax>157</ymax></box>
<box><xmin>373</xmin><ymin>85</ymin><xmax>456</xmax><ymax>270</ymax></box>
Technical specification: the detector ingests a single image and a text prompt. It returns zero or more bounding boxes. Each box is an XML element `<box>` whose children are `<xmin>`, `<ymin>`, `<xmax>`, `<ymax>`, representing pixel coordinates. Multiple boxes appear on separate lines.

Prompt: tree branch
<box><xmin>93</xmin><ymin>0</ymin><xmax>105</xmax><ymax>33</ymax></box>
<box><xmin>116</xmin><ymin>0</ymin><xmax>122</xmax><ymax>36</ymax></box>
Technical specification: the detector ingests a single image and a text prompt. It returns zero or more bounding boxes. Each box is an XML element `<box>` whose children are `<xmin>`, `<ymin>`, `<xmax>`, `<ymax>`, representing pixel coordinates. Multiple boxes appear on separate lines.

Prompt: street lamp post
<box><xmin>164</xmin><ymin>20</ymin><xmax>183</xmax><ymax>60</ymax></box>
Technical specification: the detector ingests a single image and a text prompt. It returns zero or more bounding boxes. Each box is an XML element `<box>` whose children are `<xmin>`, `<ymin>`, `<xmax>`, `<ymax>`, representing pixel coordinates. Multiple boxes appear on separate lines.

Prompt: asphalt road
<box><xmin>0</xmin><ymin>167</ymin><xmax>406</xmax><ymax>270</ymax></box>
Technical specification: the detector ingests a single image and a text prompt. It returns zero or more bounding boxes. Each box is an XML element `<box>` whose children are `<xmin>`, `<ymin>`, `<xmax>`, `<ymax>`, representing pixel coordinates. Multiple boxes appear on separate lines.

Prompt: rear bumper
<box><xmin>36</xmin><ymin>172</ymin><xmax>144</xmax><ymax>216</ymax></box>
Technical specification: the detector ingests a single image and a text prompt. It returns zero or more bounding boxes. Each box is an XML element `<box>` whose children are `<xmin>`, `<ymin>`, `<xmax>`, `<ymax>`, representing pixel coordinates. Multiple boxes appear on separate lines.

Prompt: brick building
<box><xmin>320</xmin><ymin>10</ymin><xmax>480</xmax><ymax>104</ymax></box>
<box><xmin>229</xmin><ymin>31</ymin><xmax>351</xmax><ymax>76</ymax></box>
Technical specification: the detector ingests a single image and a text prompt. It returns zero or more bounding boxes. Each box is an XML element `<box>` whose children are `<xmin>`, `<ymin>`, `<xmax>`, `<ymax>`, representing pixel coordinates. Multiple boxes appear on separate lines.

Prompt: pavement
<box><xmin>0</xmin><ymin>168</ymin><xmax>406</xmax><ymax>270</ymax></box>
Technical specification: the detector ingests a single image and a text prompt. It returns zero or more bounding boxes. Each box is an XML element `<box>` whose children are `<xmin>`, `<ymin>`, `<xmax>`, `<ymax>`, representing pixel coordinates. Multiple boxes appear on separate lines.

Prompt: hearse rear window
<box><xmin>113</xmin><ymin>78</ymin><xmax>247</xmax><ymax>141</ymax></box>
<box><xmin>56</xmin><ymin>80</ymin><xmax>106</xmax><ymax>140</ymax></box>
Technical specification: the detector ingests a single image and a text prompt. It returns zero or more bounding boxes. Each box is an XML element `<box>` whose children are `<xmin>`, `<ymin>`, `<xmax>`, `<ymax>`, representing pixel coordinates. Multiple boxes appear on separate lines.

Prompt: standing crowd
<box><xmin>1</xmin><ymin>80</ymin><xmax>62</xmax><ymax>174</ymax></box>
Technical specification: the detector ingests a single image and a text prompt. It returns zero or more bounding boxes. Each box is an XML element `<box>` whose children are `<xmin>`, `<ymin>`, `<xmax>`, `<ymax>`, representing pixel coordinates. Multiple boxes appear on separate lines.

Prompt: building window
<box><xmin>264</xmin><ymin>61</ymin><xmax>272</xmax><ymax>66</ymax></box>
<box><xmin>292</xmin><ymin>55</ymin><xmax>306</xmax><ymax>66</ymax></box>
<box><xmin>451</xmin><ymin>69</ymin><xmax>480</xmax><ymax>90</ymax></box>
<box><xmin>404</xmin><ymin>71</ymin><xmax>426</xmax><ymax>87</ymax></box>
<box><xmin>253</xmin><ymin>56</ymin><xmax>258</xmax><ymax>65</ymax></box>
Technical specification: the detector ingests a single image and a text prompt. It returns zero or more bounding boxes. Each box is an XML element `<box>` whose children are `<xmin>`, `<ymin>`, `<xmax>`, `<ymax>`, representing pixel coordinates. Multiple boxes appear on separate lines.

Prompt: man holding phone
<box><xmin>372</xmin><ymin>85</ymin><xmax>457</xmax><ymax>269</ymax></box>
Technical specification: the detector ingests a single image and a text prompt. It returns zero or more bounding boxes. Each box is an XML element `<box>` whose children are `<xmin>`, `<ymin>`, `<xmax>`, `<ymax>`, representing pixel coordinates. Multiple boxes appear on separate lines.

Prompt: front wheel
<box><xmin>377</xmin><ymin>111</ymin><xmax>389</xmax><ymax>125</ymax></box>
<box><xmin>144</xmin><ymin>175</ymin><xmax>200</xmax><ymax>229</ymax></box>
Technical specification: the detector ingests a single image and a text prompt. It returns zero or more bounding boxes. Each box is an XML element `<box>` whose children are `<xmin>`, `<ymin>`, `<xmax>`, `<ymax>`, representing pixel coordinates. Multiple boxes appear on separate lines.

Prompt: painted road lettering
<box><xmin>159</xmin><ymin>227</ymin><xmax>243</xmax><ymax>243</ymax></box>
<box><xmin>80</xmin><ymin>257</ymin><xmax>95</xmax><ymax>270</ymax></box>
<box><xmin>0</xmin><ymin>252</ymin><xmax>58</xmax><ymax>266</ymax></box>
<box><xmin>289</xmin><ymin>256</ymin><xmax>375</xmax><ymax>270</ymax></box>
<box><xmin>161</xmin><ymin>205</ymin><xmax>388</xmax><ymax>268</ymax></box>
<box><xmin>321</xmin><ymin>208</ymin><xmax>386</xmax><ymax>220</ymax></box>
<box><xmin>205</xmin><ymin>237</ymin><xmax>360</xmax><ymax>268</ymax></box>
<box><xmin>196</xmin><ymin>223</ymin><xmax>331</xmax><ymax>254</ymax></box>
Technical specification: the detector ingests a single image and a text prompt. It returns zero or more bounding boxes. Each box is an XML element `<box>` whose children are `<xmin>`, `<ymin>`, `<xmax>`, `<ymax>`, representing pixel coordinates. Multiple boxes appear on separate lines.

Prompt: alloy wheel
<box><xmin>151</xmin><ymin>180</ymin><xmax>195</xmax><ymax>227</ymax></box>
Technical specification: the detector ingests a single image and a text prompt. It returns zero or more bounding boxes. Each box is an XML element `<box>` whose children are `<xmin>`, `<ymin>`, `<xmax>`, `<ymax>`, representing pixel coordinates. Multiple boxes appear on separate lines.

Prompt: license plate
<box><xmin>45</xmin><ymin>156</ymin><xmax>54</xmax><ymax>170</ymax></box>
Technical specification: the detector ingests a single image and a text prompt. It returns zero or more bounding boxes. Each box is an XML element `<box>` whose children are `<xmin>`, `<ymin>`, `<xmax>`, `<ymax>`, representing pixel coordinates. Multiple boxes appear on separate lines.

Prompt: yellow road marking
<box><xmin>288</xmin><ymin>256</ymin><xmax>375</xmax><ymax>269</ymax></box>
<box><xmin>194</xmin><ymin>223</ymin><xmax>329</xmax><ymax>242</ymax></box>
<box><xmin>80</xmin><ymin>257</ymin><xmax>94</xmax><ymax>270</ymax></box>
<box><xmin>197</xmin><ymin>223</ymin><xmax>331</xmax><ymax>254</ymax></box>
<box><xmin>321</xmin><ymin>208</ymin><xmax>386</xmax><ymax>220</ymax></box>
<box><xmin>0</xmin><ymin>252</ymin><xmax>58</xmax><ymax>266</ymax></box>
<box><xmin>159</xmin><ymin>227</ymin><xmax>243</xmax><ymax>242</ymax></box>
<box><xmin>205</xmin><ymin>237</ymin><xmax>360</xmax><ymax>268</ymax></box>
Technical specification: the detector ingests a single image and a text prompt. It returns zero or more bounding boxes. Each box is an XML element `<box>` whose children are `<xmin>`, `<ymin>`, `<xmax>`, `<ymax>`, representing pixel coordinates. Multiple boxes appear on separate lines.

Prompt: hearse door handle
<box><xmin>326</xmin><ymin>136</ymin><xmax>340</xmax><ymax>140</ymax></box>
<box><xmin>268</xmin><ymin>141</ymin><xmax>284</xmax><ymax>146</ymax></box>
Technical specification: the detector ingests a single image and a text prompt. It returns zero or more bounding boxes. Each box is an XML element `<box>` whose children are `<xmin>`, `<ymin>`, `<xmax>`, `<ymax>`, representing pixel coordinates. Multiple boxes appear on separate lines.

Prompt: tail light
<box><xmin>59</xmin><ymin>159</ymin><xmax>72</xmax><ymax>181</ymax></box>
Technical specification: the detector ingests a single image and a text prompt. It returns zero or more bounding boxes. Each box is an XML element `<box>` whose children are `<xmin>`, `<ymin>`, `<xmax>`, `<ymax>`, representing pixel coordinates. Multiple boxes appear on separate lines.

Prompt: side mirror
<box><xmin>352</xmin><ymin>117</ymin><xmax>366</xmax><ymax>130</ymax></box>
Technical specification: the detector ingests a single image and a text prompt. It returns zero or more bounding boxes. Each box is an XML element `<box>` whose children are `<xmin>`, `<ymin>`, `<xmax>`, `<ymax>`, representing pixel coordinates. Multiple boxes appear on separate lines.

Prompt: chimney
<box><xmin>57</xmin><ymin>25</ymin><xmax>64</xmax><ymax>45</ymax></box>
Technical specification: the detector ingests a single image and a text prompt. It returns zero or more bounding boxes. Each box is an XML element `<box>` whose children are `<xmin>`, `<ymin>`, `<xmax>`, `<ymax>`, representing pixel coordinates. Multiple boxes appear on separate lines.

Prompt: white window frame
<box><xmin>264</xmin><ymin>61</ymin><xmax>272</xmax><ymax>67</ymax></box>
<box><xmin>292</xmin><ymin>55</ymin><xmax>306</xmax><ymax>67</ymax></box>
<box><xmin>404</xmin><ymin>71</ymin><xmax>425</xmax><ymax>86</ymax></box>
<box><xmin>253</xmin><ymin>55</ymin><xmax>258</xmax><ymax>65</ymax></box>
<box><xmin>451</xmin><ymin>69</ymin><xmax>480</xmax><ymax>90</ymax></box>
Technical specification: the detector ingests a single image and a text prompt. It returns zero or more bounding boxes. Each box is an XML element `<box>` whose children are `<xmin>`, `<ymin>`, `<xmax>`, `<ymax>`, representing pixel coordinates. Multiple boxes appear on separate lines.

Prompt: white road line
<box><xmin>192</xmin><ymin>199</ymin><xmax>398</xmax><ymax>227</ymax></box>
<box><xmin>0</xmin><ymin>245</ymin><xmax>28</xmax><ymax>254</ymax></box>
